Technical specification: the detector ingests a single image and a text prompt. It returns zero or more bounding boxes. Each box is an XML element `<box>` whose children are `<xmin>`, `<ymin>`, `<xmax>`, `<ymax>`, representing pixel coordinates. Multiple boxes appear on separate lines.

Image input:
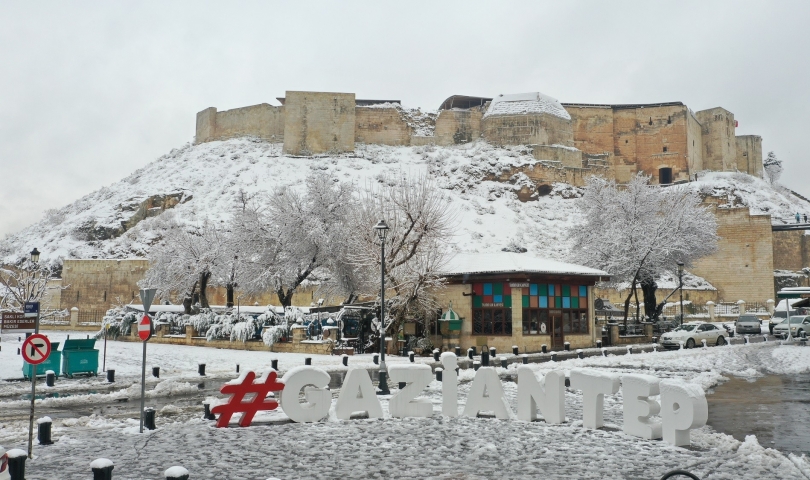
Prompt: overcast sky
<box><xmin>1</xmin><ymin>1</ymin><xmax>809</xmax><ymax>237</ymax></box>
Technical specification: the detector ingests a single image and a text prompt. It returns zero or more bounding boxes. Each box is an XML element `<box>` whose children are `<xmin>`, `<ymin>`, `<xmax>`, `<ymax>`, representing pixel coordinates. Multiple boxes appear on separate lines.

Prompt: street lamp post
<box><xmin>374</xmin><ymin>219</ymin><xmax>391</xmax><ymax>395</ymax></box>
<box><xmin>677</xmin><ymin>262</ymin><xmax>685</xmax><ymax>326</ymax></box>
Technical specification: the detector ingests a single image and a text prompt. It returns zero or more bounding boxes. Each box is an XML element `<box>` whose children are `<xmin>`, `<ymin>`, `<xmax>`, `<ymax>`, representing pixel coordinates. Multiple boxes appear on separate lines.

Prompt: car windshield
<box><xmin>787</xmin><ymin>317</ymin><xmax>806</xmax><ymax>325</ymax></box>
<box><xmin>738</xmin><ymin>316</ymin><xmax>758</xmax><ymax>322</ymax></box>
<box><xmin>674</xmin><ymin>324</ymin><xmax>698</xmax><ymax>332</ymax></box>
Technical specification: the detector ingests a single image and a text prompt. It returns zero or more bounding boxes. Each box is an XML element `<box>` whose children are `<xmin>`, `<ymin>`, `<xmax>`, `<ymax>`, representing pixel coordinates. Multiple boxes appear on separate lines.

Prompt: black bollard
<box><xmin>564</xmin><ymin>342</ymin><xmax>570</xmax><ymax>351</ymax></box>
<box><xmin>522</xmin><ymin>354</ymin><xmax>528</xmax><ymax>365</ymax></box>
<box><xmin>203</xmin><ymin>403</ymin><xmax>216</xmax><ymax>420</ymax></box>
<box><xmin>551</xmin><ymin>352</ymin><xmax>557</xmax><ymax>362</ymax></box>
<box><xmin>144</xmin><ymin>408</ymin><xmax>156</xmax><ymax>430</ymax></box>
<box><xmin>577</xmin><ymin>350</ymin><xmax>584</xmax><ymax>359</ymax></box>
<box><xmin>17</xmin><ymin>347</ymin><xmax>20</xmax><ymax>355</ymax></box>
<box><xmin>236</xmin><ymin>364</ymin><xmax>239</xmax><ymax>374</ymax></box>
<box><xmin>398</xmin><ymin>381</ymin><xmax>406</xmax><ymax>390</ymax></box>
<box><xmin>153</xmin><ymin>366</ymin><xmax>160</xmax><ymax>378</ymax></box>
<box><xmin>473</xmin><ymin>361</ymin><xmax>481</xmax><ymax>371</ymax></box>
<box><xmin>541</xmin><ymin>344</ymin><xmax>548</xmax><ymax>354</ymax></box>
<box><xmin>500</xmin><ymin>357</ymin><xmax>508</xmax><ymax>368</ymax></box>
<box><xmin>652</xmin><ymin>336</ymin><xmax>658</xmax><ymax>344</ymax></box>
<box><xmin>373</xmin><ymin>354</ymin><xmax>379</xmax><ymax>365</ymax></box>
<box><xmin>408</xmin><ymin>351</ymin><xmax>415</xmax><ymax>363</ymax></box>
<box><xmin>454</xmin><ymin>346</ymin><xmax>461</xmax><ymax>357</ymax></box>
<box><xmin>305</xmin><ymin>357</ymin><xmax>312</xmax><ymax>366</ymax></box>
<box><xmin>271</xmin><ymin>359</ymin><xmax>278</xmax><ymax>371</ymax></box>
<box><xmin>489</xmin><ymin>347</ymin><xmax>496</xmax><ymax>358</ymax></box>
<box><xmin>481</xmin><ymin>351</ymin><xmax>489</xmax><ymax>367</ymax></box>
<box><xmin>433</xmin><ymin>350</ymin><xmax>440</xmax><ymax>362</ymax></box>
<box><xmin>90</xmin><ymin>459</ymin><xmax>114</xmax><ymax>480</ymax></box>
<box><xmin>763</xmin><ymin>335</ymin><xmax>768</xmax><ymax>342</ymax></box>
<box><xmin>627</xmin><ymin>346</ymin><xmax>633</xmax><ymax>355</ymax></box>
<box><xmin>565</xmin><ymin>377</ymin><xmax>571</xmax><ymax>387</ymax></box>
<box><xmin>46</xmin><ymin>371</ymin><xmax>55</xmax><ymax>387</ymax></box>
<box><xmin>7</xmin><ymin>450</ymin><xmax>26</xmax><ymax>480</ymax></box>
<box><xmin>165</xmin><ymin>466</ymin><xmax>190</xmax><ymax>480</ymax></box>
<box><xmin>342</xmin><ymin>355</ymin><xmax>348</xmax><ymax>366</ymax></box>
<box><xmin>435</xmin><ymin>368</ymin><xmax>443</xmax><ymax>382</ymax></box>
<box><xmin>467</xmin><ymin>348</ymin><xmax>474</xmax><ymax>360</ymax></box>
<box><xmin>513</xmin><ymin>345</ymin><xmax>519</xmax><ymax>355</ymax></box>
<box><xmin>198</xmin><ymin>364</ymin><xmax>206</xmax><ymax>376</ymax></box>
<box><xmin>18</xmin><ymin>336</ymin><xmax>21</xmax><ymax>342</ymax></box>
<box><xmin>596</xmin><ymin>340</ymin><xmax>603</xmax><ymax>349</ymax></box>
<box><xmin>106</xmin><ymin>369</ymin><xmax>115</xmax><ymax>382</ymax></box>
<box><xmin>37</xmin><ymin>417</ymin><xmax>53</xmax><ymax>445</ymax></box>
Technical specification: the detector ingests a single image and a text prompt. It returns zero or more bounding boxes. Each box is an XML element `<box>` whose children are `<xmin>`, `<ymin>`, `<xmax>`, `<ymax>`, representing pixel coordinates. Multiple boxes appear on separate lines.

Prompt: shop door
<box><xmin>550</xmin><ymin>310</ymin><xmax>564</xmax><ymax>349</ymax></box>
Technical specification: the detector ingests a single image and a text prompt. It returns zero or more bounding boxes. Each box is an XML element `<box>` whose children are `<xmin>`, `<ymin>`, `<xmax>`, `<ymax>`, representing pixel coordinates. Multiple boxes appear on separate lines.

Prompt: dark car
<box><xmin>735</xmin><ymin>314</ymin><xmax>761</xmax><ymax>334</ymax></box>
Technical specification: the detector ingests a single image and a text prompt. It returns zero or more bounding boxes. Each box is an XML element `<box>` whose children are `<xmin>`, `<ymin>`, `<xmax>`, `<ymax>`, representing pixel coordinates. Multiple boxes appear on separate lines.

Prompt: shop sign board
<box><xmin>1</xmin><ymin>312</ymin><xmax>35</xmax><ymax>333</ymax></box>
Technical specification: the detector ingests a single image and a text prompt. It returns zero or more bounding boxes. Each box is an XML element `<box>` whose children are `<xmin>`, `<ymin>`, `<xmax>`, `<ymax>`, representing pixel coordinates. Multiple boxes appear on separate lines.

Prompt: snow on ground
<box><xmin>1</xmin><ymin>332</ymin><xmax>810</xmax><ymax>478</ymax></box>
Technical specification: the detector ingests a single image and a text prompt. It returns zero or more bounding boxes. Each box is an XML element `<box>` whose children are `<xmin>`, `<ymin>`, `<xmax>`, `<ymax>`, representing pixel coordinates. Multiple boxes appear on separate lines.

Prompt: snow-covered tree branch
<box><xmin>0</xmin><ymin>259</ymin><xmax>60</xmax><ymax>312</ymax></box>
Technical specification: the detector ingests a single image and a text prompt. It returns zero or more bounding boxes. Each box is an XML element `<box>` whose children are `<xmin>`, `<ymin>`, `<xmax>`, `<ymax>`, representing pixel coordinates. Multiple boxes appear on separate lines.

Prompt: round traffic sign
<box><xmin>22</xmin><ymin>333</ymin><xmax>51</xmax><ymax>365</ymax></box>
<box><xmin>138</xmin><ymin>315</ymin><xmax>153</xmax><ymax>341</ymax></box>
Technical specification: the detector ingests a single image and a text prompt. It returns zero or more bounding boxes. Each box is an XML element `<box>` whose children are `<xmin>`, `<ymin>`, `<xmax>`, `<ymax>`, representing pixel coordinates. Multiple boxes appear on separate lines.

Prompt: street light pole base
<box><xmin>377</xmin><ymin>371</ymin><xmax>390</xmax><ymax>395</ymax></box>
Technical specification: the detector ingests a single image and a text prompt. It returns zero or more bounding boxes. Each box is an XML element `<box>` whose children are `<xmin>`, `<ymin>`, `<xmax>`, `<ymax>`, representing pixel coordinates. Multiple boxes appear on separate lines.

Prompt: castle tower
<box><xmin>695</xmin><ymin>107</ymin><xmax>737</xmax><ymax>172</ymax></box>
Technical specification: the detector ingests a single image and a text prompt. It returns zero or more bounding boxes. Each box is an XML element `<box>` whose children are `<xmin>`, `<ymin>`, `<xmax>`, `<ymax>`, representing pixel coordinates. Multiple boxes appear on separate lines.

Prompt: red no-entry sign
<box><xmin>22</xmin><ymin>334</ymin><xmax>51</xmax><ymax>365</ymax></box>
<box><xmin>138</xmin><ymin>315</ymin><xmax>153</xmax><ymax>341</ymax></box>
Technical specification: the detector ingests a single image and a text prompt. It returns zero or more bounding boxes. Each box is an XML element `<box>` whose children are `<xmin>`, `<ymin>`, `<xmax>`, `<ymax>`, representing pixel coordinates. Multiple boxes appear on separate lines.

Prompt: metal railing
<box><xmin>77</xmin><ymin>309</ymin><xmax>105</xmax><ymax>324</ymax></box>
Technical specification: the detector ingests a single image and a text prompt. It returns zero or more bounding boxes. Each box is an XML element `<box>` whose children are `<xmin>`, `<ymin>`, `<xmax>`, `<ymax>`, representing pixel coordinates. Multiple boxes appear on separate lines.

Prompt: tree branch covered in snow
<box><xmin>763</xmin><ymin>151</ymin><xmax>783</xmax><ymax>185</ymax></box>
<box><xmin>0</xmin><ymin>259</ymin><xmax>61</xmax><ymax>312</ymax></box>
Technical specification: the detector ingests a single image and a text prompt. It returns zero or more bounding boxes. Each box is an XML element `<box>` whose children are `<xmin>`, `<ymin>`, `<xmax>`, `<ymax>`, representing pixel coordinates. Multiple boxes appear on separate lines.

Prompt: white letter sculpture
<box><xmin>621</xmin><ymin>374</ymin><xmax>662</xmax><ymax>439</ymax></box>
<box><xmin>440</xmin><ymin>352</ymin><xmax>458</xmax><ymax>417</ymax></box>
<box><xmin>462</xmin><ymin>367</ymin><xmax>512</xmax><ymax>419</ymax></box>
<box><xmin>279</xmin><ymin>366</ymin><xmax>332</xmax><ymax>423</ymax></box>
<box><xmin>335</xmin><ymin>368</ymin><xmax>383</xmax><ymax>420</ymax></box>
<box><xmin>517</xmin><ymin>367</ymin><xmax>565</xmax><ymax>423</ymax></box>
<box><xmin>570</xmin><ymin>368</ymin><xmax>620</xmax><ymax>429</ymax></box>
<box><xmin>389</xmin><ymin>364</ymin><xmax>433</xmax><ymax>418</ymax></box>
<box><xmin>660</xmin><ymin>380</ymin><xmax>708</xmax><ymax>446</ymax></box>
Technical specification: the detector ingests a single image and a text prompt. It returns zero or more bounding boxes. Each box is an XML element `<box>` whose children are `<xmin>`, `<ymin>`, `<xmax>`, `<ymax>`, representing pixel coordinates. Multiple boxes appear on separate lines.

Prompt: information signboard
<box><xmin>1</xmin><ymin>312</ymin><xmax>35</xmax><ymax>333</ymax></box>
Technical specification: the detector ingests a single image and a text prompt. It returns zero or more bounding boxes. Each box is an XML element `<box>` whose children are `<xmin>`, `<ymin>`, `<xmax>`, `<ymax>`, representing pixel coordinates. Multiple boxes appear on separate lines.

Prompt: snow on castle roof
<box><xmin>484</xmin><ymin>92</ymin><xmax>572</xmax><ymax>120</ymax></box>
<box><xmin>440</xmin><ymin>252</ymin><xmax>608</xmax><ymax>278</ymax></box>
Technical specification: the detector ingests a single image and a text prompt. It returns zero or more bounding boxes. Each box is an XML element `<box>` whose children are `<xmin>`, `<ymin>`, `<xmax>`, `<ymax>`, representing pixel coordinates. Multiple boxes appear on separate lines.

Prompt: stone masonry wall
<box><xmin>61</xmin><ymin>259</ymin><xmax>150</xmax><ymax>312</ymax></box>
<box><xmin>772</xmin><ymin>230</ymin><xmax>809</xmax><ymax>271</ymax></box>
<box><xmin>696</xmin><ymin>107</ymin><xmax>737</xmax><ymax>172</ymax></box>
<box><xmin>482</xmin><ymin>113</ymin><xmax>574</xmax><ymax>147</ymax></box>
<box><xmin>691</xmin><ymin>205</ymin><xmax>774</xmax><ymax>303</ymax></box>
<box><xmin>195</xmin><ymin>104</ymin><xmax>284</xmax><ymax>144</ymax></box>
<box><xmin>434</xmin><ymin>108</ymin><xmax>484</xmax><ymax>146</ymax></box>
<box><xmin>735</xmin><ymin>135</ymin><xmax>763</xmax><ymax>178</ymax></box>
<box><xmin>354</xmin><ymin>106</ymin><xmax>412</xmax><ymax>145</ymax></box>
<box><xmin>283</xmin><ymin>91</ymin><xmax>356</xmax><ymax>155</ymax></box>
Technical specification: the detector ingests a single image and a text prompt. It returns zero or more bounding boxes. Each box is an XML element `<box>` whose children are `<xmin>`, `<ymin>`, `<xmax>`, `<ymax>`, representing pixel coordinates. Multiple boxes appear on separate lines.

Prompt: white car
<box><xmin>773</xmin><ymin>315</ymin><xmax>810</xmax><ymax>339</ymax></box>
<box><xmin>0</xmin><ymin>445</ymin><xmax>9</xmax><ymax>480</ymax></box>
<box><xmin>660</xmin><ymin>321</ymin><xmax>728</xmax><ymax>349</ymax></box>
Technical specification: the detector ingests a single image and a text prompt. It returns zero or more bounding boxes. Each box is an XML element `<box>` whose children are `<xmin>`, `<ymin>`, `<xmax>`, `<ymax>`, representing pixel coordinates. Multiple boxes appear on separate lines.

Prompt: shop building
<box><xmin>437</xmin><ymin>253</ymin><xmax>608</xmax><ymax>353</ymax></box>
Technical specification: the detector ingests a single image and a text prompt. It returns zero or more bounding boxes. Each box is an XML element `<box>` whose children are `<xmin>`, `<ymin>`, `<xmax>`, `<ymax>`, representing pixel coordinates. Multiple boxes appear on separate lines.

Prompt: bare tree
<box><xmin>570</xmin><ymin>174</ymin><xmax>718</xmax><ymax>324</ymax></box>
<box><xmin>0</xmin><ymin>258</ymin><xmax>59</xmax><ymax>312</ymax></box>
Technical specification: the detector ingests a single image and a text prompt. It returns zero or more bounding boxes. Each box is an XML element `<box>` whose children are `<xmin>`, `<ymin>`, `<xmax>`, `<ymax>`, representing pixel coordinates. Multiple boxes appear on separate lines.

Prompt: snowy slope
<box><xmin>2</xmin><ymin>137</ymin><xmax>808</xmax><ymax>266</ymax></box>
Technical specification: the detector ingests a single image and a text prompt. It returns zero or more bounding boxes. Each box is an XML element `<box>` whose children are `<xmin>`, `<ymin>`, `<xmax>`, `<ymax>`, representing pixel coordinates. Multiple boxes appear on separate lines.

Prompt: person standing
<box><xmin>796</xmin><ymin>212</ymin><xmax>801</xmax><ymax>223</ymax></box>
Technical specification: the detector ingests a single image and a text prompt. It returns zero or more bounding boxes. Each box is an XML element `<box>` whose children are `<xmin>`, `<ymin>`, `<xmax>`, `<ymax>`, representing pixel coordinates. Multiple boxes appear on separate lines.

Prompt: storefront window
<box><xmin>522</xmin><ymin>284</ymin><xmax>589</xmax><ymax>335</ymax></box>
<box><xmin>472</xmin><ymin>282</ymin><xmax>512</xmax><ymax>335</ymax></box>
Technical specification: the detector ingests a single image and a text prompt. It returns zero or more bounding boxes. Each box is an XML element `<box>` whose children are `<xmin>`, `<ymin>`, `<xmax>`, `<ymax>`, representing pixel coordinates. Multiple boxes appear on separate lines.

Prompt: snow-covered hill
<box><xmin>2</xmin><ymin>137</ymin><xmax>808</xmax><ymax>266</ymax></box>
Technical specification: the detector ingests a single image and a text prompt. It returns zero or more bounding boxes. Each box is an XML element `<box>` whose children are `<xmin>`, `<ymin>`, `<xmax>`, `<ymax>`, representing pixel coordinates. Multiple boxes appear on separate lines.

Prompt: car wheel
<box><xmin>686</xmin><ymin>338</ymin><xmax>695</xmax><ymax>349</ymax></box>
<box><xmin>716</xmin><ymin>336</ymin><xmax>726</xmax><ymax>346</ymax></box>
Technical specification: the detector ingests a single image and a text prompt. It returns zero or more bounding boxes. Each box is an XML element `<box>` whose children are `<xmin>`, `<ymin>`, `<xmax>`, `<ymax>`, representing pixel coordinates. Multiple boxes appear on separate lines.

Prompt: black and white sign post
<box><xmin>23</xmin><ymin>301</ymin><xmax>43</xmax><ymax>459</ymax></box>
<box><xmin>138</xmin><ymin>288</ymin><xmax>156</xmax><ymax>434</ymax></box>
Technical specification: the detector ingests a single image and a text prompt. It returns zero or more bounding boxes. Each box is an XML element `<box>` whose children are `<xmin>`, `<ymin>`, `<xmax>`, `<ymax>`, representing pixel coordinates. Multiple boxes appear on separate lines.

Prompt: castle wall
<box><xmin>61</xmin><ymin>259</ymin><xmax>150</xmax><ymax>313</ymax></box>
<box><xmin>627</xmin><ymin>105</ymin><xmax>690</xmax><ymax>184</ymax></box>
<box><xmin>533</xmin><ymin>145</ymin><xmax>583</xmax><ymax>168</ymax></box>
<box><xmin>736</xmin><ymin>135</ymin><xmax>763</xmax><ymax>178</ymax></box>
<box><xmin>686</xmin><ymin>110</ymin><xmax>704</xmax><ymax>176</ymax></box>
<box><xmin>690</xmin><ymin>206</ymin><xmax>774</xmax><ymax>303</ymax></box>
<box><xmin>434</xmin><ymin>108</ymin><xmax>483</xmax><ymax>146</ymax></box>
<box><xmin>772</xmin><ymin>230</ymin><xmax>810</xmax><ymax>271</ymax></box>
<box><xmin>565</xmin><ymin>106</ymin><xmax>615</xmax><ymax>154</ymax></box>
<box><xmin>195</xmin><ymin>104</ymin><xmax>284</xmax><ymax>144</ymax></box>
<box><xmin>482</xmin><ymin>113</ymin><xmax>574</xmax><ymax>147</ymax></box>
<box><xmin>283</xmin><ymin>91</ymin><xmax>356</xmax><ymax>155</ymax></box>
<box><xmin>354</xmin><ymin>106</ymin><xmax>412</xmax><ymax>145</ymax></box>
<box><xmin>696</xmin><ymin>107</ymin><xmax>737</xmax><ymax>172</ymax></box>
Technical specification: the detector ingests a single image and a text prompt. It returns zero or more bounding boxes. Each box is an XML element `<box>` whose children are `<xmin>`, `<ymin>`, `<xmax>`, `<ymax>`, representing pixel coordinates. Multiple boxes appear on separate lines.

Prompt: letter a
<box><xmin>440</xmin><ymin>352</ymin><xmax>458</xmax><ymax>417</ymax></box>
<box><xmin>462</xmin><ymin>367</ymin><xmax>512</xmax><ymax>419</ymax></box>
<box><xmin>517</xmin><ymin>367</ymin><xmax>565</xmax><ymax>423</ymax></box>
<box><xmin>335</xmin><ymin>368</ymin><xmax>383</xmax><ymax>420</ymax></box>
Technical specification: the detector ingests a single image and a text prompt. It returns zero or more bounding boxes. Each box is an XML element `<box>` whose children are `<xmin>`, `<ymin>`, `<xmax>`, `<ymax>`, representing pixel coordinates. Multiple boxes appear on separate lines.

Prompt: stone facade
<box><xmin>195</xmin><ymin>103</ymin><xmax>284</xmax><ymax>144</ymax></box>
<box><xmin>482</xmin><ymin>112</ymin><xmax>574</xmax><ymax>147</ymax></box>
<box><xmin>772</xmin><ymin>230</ymin><xmax>810</xmax><ymax>271</ymax></box>
<box><xmin>282</xmin><ymin>91</ymin><xmax>356</xmax><ymax>155</ymax></box>
<box><xmin>735</xmin><ymin>135</ymin><xmax>763</xmax><ymax>177</ymax></box>
<box><xmin>434</xmin><ymin>108</ymin><xmax>484</xmax><ymax>146</ymax></box>
<box><xmin>354</xmin><ymin>106</ymin><xmax>412</xmax><ymax>145</ymax></box>
<box><xmin>60</xmin><ymin>259</ymin><xmax>150</xmax><ymax>312</ymax></box>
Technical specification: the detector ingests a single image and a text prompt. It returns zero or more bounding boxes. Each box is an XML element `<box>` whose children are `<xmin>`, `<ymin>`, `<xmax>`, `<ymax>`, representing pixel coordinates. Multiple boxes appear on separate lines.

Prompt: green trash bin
<box><xmin>61</xmin><ymin>338</ymin><xmax>99</xmax><ymax>378</ymax></box>
<box><xmin>22</xmin><ymin>342</ymin><xmax>61</xmax><ymax>379</ymax></box>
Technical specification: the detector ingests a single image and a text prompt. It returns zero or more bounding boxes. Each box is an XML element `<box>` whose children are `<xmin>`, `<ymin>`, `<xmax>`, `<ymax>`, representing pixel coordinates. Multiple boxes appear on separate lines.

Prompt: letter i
<box><xmin>440</xmin><ymin>352</ymin><xmax>458</xmax><ymax>417</ymax></box>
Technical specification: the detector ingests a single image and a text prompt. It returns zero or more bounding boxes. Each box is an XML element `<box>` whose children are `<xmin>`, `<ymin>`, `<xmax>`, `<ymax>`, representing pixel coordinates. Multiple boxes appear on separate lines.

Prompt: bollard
<box><xmin>165</xmin><ymin>466</ymin><xmax>190</xmax><ymax>480</ymax></box>
<box><xmin>454</xmin><ymin>346</ymin><xmax>461</xmax><ymax>357</ymax></box>
<box><xmin>701</xmin><ymin>339</ymin><xmax>707</xmax><ymax>348</ymax></box>
<box><xmin>236</xmin><ymin>364</ymin><xmax>239</xmax><ymax>374</ymax></box>
<box><xmin>652</xmin><ymin>336</ymin><xmax>658</xmax><ymax>344</ymax></box>
<box><xmin>763</xmin><ymin>335</ymin><xmax>768</xmax><ymax>342</ymax></box>
<box><xmin>203</xmin><ymin>403</ymin><xmax>216</xmax><ymax>420</ymax></box>
<box><xmin>473</xmin><ymin>361</ymin><xmax>481</xmax><ymax>371</ymax></box>
<box><xmin>373</xmin><ymin>354</ymin><xmax>379</xmax><ymax>365</ymax></box>
<box><xmin>153</xmin><ymin>366</ymin><xmax>160</xmax><ymax>378</ymax></box>
<box><xmin>551</xmin><ymin>352</ymin><xmax>557</xmax><ymax>362</ymax></box>
<box><xmin>565</xmin><ymin>377</ymin><xmax>570</xmax><ymax>388</ymax></box>
<box><xmin>500</xmin><ymin>357</ymin><xmax>508</xmax><ymax>368</ymax></box>
<box><xmin>744</xmin><ymin>336</ymin><xmax>750</xmax><ymax>345</ymax></box>
<box><xmin>198</xmin><ymin>364</ymin><xmax>206</xmax><ymax>376</ymax></box>
<box><xmin>305</xmin><ymin>357</ymin><xmax>312</xmax><ymax>366</ymax></box>
<box><xmin>596</xmin><ymin>340</ymin><xmax>602</xmax><ymax>349</ymax></box>
<box><xmin>522</xmin><ymin>354</ymin><xmax>528</xmax><ymax>365</ymax></box>
<box><xmin>467</xmin><ymin>348</ymin><xmax>474</xmax><ymax>360</ymax></box>
<box><xmin>17</xmin><ymin>347</ymin><xmax>20</xmax><ymax>355</ymax></box>
<box><xmin>489</xmin><ymin>347</ymin><xmax>496</xmax><ymax>358</ymax></box>
<box><xmin>271</xmin><ymin>359</ymin><xmax>278</xmax><ymax>371</ymax></box>
<box><xmin>408</xmin><ymin>351</ymin><xmax>415</xmax><ymax>363</ymax></box>
<box><xmin>541</xmin><ymin>344</ymin><xmax>548</xmax><ymax>354</ymax></box>
<box><xmin>653</xmin><ymin>345</ymin><xmax>658</xmax><ymax>352</ymax></box>
<box><xmin>563</xmin><ymin>342</ymin><xmax>570</xmax><ymax>351</ymax></box>
<box><xmin>7</xmin><ymin>449</ymin><xmax>26</xmax><ymax>480</ymax></box>
<box><xmin>107</xmin><ymin>369</ymin><xmax>115</xmax><ymax>382</ymax></box>
<box><xmin>471</xmin><ymin>346</ymin><xmax>477</xmax><ymax>356</ymax></box>
<box><xmin>435</xmin><ymin>368</ymin><xmax>443</xmax><ymax>382</ymax></box>
<box><xmin>144</xmin><ymin>407</ymin><xmax>156</xmax><ymax>430</ymax></box>
<box><xmin>18</xmin><ymin>336</ymin><xmax>21</xmax><ymax>342</ymax></box>
<box><xmin>37</xmin><ymin>416</ymin><xmax>53</xmax><ymax>445</ymax></box>
<box><xmin>90</xmin><ymin>458</ymin><xmax>114</xmax><ymax>480</ymax></box>
<box><xmin>46</xmin><ymin>370</ymin><xmax>55</xmax><ymax>387</ymax></box>
<box><xmin>626</xmin><ymin>346</ymin><xmax>633</xmax><ymax>355</ymax></box>
<box><xmin>601</xmin><ymin>347</ymin><xmax>607</xmax><ymax>357</ymax></box>
<box><xmin>481</xmin><ymin>351</ymin><xmax>489</xmax><ymax>367</ymax></box>
<box><xmin>433</xmin><ymin>349</ymin><xmax>440</xmax><ymax>362</ymax></box>
<box><xmin>513</xmin><ymin>345</ymin><xmax>519</xmax><ymax>355</ymax></box>
<box><xmin>342</xmin><ymin>355</ymin><xmax>348</xmax><ymax>367</ymax></box>
<box><xmin>679</xmin><ymin>341</ymin><xmax>684</xmax><ymax>350</ymax></box>
<box><xmin>577</xmin><ymin>349</ymin><xmax>584</xmax><ymax>359</ymax></box>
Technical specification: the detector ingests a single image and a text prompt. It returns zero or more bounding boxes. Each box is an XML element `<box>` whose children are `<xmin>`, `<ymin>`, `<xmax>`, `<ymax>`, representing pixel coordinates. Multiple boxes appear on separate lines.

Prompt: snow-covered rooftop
<box><xmin>484</xmin><ymin>92</ymin><xmax>572</xmax><ymax>120</ymax></box>
<box><xmin>440</xmin><ymin>252</ymin><xmax>608</xmax><ymax>278</ymax></box>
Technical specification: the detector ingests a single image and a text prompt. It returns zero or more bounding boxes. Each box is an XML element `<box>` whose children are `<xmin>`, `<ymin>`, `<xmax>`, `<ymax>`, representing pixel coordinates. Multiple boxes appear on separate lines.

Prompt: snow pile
<box><xmin>484</xmin><ymin>92</ymin><xmax>572</xmax><ymax>120</ymax></box>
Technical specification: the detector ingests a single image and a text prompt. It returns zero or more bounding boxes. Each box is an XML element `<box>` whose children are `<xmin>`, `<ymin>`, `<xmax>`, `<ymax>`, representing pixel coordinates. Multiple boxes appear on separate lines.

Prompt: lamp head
<box><xmin>30</xmin><ymin>248</ymin><xmax>40</xmax><ymax>263</ymax></box>
<box><xmin>677</xmin><ymin>261</ymin><xmax>684</xmax><ymax>275</ymax></box>
<box><xmin>374</xmin><ymin>219</ymin><xmax>390</xmax><ymax>241</ymax></box>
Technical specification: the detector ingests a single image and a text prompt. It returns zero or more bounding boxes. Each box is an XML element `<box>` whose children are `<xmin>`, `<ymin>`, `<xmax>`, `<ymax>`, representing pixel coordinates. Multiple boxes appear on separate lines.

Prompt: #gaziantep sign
<box><xmin>214</xmin><ymin>353</ymin><xmax>708</xmax><ymax>447</ymax></box>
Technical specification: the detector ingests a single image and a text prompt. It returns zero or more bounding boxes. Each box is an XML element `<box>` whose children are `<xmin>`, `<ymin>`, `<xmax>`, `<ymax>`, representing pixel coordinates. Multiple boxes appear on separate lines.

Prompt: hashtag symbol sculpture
<box><xmin>211</xmin><ymin>371</ymin><xmax>285</xmax><ymax>428</ymax></box>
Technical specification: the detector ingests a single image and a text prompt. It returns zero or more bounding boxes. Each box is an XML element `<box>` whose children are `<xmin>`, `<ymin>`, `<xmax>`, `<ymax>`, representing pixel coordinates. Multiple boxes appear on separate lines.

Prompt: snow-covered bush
<box><xmin>96</xmin><ymin>307</ymin><xmax>138</xmax><ymax>339</ymax></box>
<box><xmin>230</xmin><ymin>315</ymin><xmax>263</xmax><ymax>343</ymax></box>
<box><xmin>261</xmin><ymin>325</ymin><xmax>288</xmax><ymax>348</ymax></box>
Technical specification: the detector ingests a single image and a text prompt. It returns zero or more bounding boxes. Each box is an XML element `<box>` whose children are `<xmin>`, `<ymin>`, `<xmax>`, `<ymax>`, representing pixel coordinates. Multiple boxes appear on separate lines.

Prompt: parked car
<box><xmin>660</xmin><ymin>321</ymin><xmax>728</xmax><ymax>349</ymax></box>
<box><xmin>0</xmin><ymin>445</ymin><xmax>9</xmax><ymax>480</ymax></box>
<box><xmin>735</xmin><ymin>314</ymin><xmax>762</xmax><ymax>334</ymax></box>
<box><xmin>772</xmin><ymin>315</ymin><xmax>810</xmax><ymax>339</ymax></box>
<box><xmin>769</xmin><ymin>310</ymin><xmax>797</xmax><ymax>334</ymax></box>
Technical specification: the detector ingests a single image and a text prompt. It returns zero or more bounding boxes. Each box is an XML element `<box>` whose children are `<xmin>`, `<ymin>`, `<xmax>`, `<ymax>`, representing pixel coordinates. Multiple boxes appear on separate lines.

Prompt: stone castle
<box><xmin>195</xmin><ymin>90</ymin><xmax>763</xmax><ymax>186</ymax></box>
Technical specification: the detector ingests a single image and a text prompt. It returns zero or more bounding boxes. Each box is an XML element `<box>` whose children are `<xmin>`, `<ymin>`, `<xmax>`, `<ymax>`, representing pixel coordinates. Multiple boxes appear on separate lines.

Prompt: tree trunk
<box><xmin>226</xmin><ymin>283</ymin><xmax>234</xmax><ymax>308</ymax></box>
<box><xmin>183</xmin><ymin>281</ymin><xmax>198</xmax><ymax>315</ymax></box>
<box><xmin>640</xmin><ymin>276</ymin><xmax>658</xmax><ymax>322</ymax></box>
<box><xmin>622</xmin><ymin>279</ymin><xmax>636</xmax><ymax>327</ymax></box>
<box><xmin>277</xmin><ymin>287</ymin><xmax>293</xmax><ymax>308</ymax></box>
<box><xmin>199</xmin><ymin>271</ymin><xmax>211</xmax><ymax>309</ymax></box>
<box><xmin>633</xmin><ymin>286</ymin><xmax>640</xmax><ymax>323</ymax></box>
